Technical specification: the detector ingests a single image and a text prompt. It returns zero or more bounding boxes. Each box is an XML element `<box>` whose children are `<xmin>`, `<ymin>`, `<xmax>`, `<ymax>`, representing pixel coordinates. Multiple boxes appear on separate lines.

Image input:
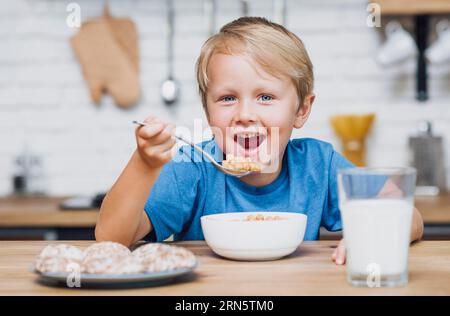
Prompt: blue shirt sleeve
<box><xmin>143</xmin><ymin>146</ymin><xmax>201</xmax><ymax>242</ymax></box>
<box><xmin>321</xmin><ymin>150</ymin><xmax>354</xmax><ymax>232</ymax></box>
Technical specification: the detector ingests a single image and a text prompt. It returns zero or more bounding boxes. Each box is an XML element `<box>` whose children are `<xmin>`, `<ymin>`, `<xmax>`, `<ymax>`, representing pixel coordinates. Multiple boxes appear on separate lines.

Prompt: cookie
<box><xmin>83</xmin><ymin>241</ymin><xmax>130</xmax><ymax>258</ymax></box>
<box><xmin>35</xmin><ymin>244</ymin><xmax>84</xmax><ymax>273</ymax></box>
<box><xmin>81</xmin><ymin>242</ymin><xmax>132</xmax><ymax>274</ymax></box>
<box><xmin>132</xmin><ymin>243</ymin><xmax>196</xmax><ymax>273</ymax></box>
<box><xmin>81</xmin><ymin>251</ymin><xmax>134</xmax><ymax>274</ymax></box>
<box><xmin>113</xmin><ymin>255</ymin><xmax>143</xmax><ymax>274</ymax></box>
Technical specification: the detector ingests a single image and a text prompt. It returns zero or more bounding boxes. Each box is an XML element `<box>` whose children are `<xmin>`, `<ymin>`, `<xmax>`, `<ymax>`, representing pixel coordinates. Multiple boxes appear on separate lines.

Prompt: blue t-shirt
<box><xmin>144</xmin><ymin>138</ymin><xmax>354</xmax><ymax>242</ymax></box>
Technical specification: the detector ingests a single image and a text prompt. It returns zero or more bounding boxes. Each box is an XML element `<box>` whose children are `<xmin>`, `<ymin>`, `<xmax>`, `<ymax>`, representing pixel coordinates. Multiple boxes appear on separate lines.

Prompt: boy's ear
<box><xmin>293</xmin><ymin>94</ymin><xmax>315</xmax><ymax>129</ymax></box>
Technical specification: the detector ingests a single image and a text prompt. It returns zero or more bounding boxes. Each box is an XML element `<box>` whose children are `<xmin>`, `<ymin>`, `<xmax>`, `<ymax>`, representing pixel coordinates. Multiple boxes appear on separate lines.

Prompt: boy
<box><xmin>96</xmin><ymin>17</ymin><xmax>424</xmax><ymax>265</ymax></box>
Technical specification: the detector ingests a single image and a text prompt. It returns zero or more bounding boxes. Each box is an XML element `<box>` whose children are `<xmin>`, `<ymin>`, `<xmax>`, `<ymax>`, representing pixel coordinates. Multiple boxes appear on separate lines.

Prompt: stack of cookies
<box><xmin>35</xmin><ymin>242</ymin><xmax>196</xmax><ymax>275</ymax></box>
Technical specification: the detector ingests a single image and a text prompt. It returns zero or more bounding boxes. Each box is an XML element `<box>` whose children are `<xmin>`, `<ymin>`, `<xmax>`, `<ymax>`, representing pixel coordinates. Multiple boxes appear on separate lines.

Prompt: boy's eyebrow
<box><xmin>209</xmin><ymin>85</ymin><xmax>282</xmax><ymax>99</ymax></box>
<box><xmin>254</xmin><ymin>86</ymin><xmax>280</xmax><ymax>94</ymax></box>
<box><xmin>210</xmin><ymin>80</ymin><xmax>278</xmax><ymax>91</ymax></box>
<box><xmin>208</xmin><ymin>86</ymin><xmax>238</xmax><ymax>96</ymax></box>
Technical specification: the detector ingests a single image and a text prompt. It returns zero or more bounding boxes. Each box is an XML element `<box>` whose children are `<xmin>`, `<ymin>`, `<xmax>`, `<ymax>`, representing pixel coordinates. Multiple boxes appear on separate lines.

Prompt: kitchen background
<box><xmin>1</xmin><ymin>0</ymin><xmax>449</xmax><ymax>240</ymax></box>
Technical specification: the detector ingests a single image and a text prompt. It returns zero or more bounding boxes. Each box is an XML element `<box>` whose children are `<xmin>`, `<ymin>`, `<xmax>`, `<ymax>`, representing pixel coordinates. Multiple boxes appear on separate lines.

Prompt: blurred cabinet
<box><xmin>1</xmin><ymin>195</ymin><xmax>449</xmax><ymax>240</ymax></box>
<box><xmin>0</xmin><ymin>196</ymin><xmax>98</xmax><ymax>240</ymax></box>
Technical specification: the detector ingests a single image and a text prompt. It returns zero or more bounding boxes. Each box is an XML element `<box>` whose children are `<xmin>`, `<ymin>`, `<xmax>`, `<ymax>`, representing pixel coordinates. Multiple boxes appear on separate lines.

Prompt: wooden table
<box><xmin>1</xmin><ymin>240</ymin><xmax>449</xmax><ymax>295</ymax></box>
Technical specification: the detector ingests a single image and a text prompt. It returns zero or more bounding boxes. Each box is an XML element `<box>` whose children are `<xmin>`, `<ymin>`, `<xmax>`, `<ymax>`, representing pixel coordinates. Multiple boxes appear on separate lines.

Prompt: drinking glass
<box><xmin>337</xmin><ymin>167</ymin><xmax>416</xmax><ymax>287</ymax></box>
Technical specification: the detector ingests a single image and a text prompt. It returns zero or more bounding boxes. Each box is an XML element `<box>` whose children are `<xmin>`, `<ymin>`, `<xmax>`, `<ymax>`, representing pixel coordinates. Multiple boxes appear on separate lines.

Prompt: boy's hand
<box><xmin>135</xmin><ymin>116</ymin><xmax>176</xmax><ymax>169</ymax></box>
<box><xmin>331</xmin><ymin>238</ymin><xmax>346</xmax><ymax>265</ymax></box>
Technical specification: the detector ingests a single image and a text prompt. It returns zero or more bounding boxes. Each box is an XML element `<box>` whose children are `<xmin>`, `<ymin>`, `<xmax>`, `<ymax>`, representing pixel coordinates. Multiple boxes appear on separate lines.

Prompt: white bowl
<box><xmin>200</xmin><ymin>212</ymin><xmax>307</xmax><ymax>261</ymax></box>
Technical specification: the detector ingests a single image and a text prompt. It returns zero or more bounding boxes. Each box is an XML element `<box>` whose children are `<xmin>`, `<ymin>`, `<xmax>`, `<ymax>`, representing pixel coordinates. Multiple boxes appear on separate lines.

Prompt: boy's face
<box><xmin>206</xmin><ymin>53</ymin><xmax>314</xmax><ymax>171</ymax></box>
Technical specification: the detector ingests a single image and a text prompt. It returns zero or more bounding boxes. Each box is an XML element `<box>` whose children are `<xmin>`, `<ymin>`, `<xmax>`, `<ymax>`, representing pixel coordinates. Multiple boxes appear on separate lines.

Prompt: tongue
<box><xmin>243</xmin><ymin>136</ymin><xmax>259</xmax><ymax>150</ymax></box>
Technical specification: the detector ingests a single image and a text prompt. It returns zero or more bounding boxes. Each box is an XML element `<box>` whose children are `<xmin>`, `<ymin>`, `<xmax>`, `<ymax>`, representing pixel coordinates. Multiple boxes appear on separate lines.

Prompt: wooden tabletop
<box><xmin>0</xmin><ymin>196</ymin><xmax>98</xmax><ymax>227</ymax></box>
<box><xmin>1</xmin><ymin>240</ymin><xmax>449</xmax><ymax>295</ymax></box>
<box><xmin>372</xmin><ymin>0</ymin><xmax>450</xmax><ymax>15</ymax></box>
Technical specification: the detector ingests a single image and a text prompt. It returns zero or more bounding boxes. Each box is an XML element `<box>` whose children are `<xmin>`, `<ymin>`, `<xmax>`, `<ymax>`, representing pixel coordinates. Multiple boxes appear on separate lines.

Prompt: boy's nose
<box><xmin>233</xmin><ymin>100</ymin><xmax>258</xmax><ymax>125</ymax></box>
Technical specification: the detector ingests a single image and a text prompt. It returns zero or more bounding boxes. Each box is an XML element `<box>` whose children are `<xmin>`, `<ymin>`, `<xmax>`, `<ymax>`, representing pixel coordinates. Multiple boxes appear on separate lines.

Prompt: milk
<box><xmin>341</xmin><ymin>199</ymin><xmax>413</xmax><ymax>277</ymax></box>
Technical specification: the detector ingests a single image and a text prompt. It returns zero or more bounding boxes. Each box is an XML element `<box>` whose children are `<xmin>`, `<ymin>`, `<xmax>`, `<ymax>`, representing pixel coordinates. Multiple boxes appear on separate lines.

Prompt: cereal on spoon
<box><xmin>222</xmin><ymin>154</ymin><xmax>261</xmax><ymax>172</ymax></box>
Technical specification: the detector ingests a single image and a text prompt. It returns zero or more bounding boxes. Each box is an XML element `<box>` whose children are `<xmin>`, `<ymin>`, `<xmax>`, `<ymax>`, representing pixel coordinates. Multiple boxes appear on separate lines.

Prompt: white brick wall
<box><xmin>1</xmin><ymin>0</ymin><xmax>450</xmax><ymax>195</ymax></box>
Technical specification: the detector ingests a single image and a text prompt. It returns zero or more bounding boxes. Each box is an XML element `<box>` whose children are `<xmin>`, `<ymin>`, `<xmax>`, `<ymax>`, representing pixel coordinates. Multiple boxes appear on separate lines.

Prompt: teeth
<box><xmin>237</xmin><ymin>133</ymin><xmax>259</xmax><ymax>138</ymax></box>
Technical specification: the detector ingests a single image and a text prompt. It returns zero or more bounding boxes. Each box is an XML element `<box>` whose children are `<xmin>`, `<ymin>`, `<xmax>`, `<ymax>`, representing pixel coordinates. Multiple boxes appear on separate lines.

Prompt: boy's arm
<box><xmin>377</xmin><ymin>179</ymin><xmax>424</xmax><ymax>242</ymax></box>
<box><xmin>95</xmin><ymin>151</ymin><xmax>157</xmax><ymax>247</ymax></box>
<box><xmin>410</xmin><ymin>206</ymin><xmax>424</xmax><ymax>242</ymax></box>
<box><xmin>96</xmin><ymin>117</ymin><xmax>175</xmax><ymax>247</ymax></box>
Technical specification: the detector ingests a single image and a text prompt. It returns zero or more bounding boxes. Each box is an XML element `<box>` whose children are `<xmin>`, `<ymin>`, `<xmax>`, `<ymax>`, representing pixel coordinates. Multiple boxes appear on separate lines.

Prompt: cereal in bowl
<box><xmin>244</xmin><ymin>213</ymin><xmax>286</xmax><ymax>221</ymax></box>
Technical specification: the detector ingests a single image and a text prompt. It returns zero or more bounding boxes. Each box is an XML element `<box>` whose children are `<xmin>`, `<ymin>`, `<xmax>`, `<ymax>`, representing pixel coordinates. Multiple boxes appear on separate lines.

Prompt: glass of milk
<box><xmin>337</xmin><ymin>167</ymin><xmax>416</xmax><ymax>287</ymax></box>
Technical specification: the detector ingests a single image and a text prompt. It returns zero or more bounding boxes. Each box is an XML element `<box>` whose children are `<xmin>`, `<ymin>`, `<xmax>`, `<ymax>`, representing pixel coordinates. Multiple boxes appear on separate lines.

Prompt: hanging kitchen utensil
<box><xmin>409</xmin><ymin>121</ymin><xmax>448</xmax><ymax>196</ymax></box>
<box><xmin>204</xmin><ymin>0</ymin><xmax>217</xmax><ymax>37</ymax></box>
<box><xmin>330</xmin><ymin>114</ymin><xmax>376</xmax><ymax>167</ymax></box>
<box><xmin>161</xmin><ymin>0</ymin><xmax>180</xmax><ymax>106</ymax></box>
<box><xmin>104</xmin><ymin>5</ymin><xmax>139</xmax><ymax>72</ymax></box>
<box><xmin>241</xmin><ymin>0</ymin><xmax>249</xmax><ymax>17</ymax></box>
<box><xmin>71</xmin><ymin>4</ymin><xmax>140</xmax><ymax>108</ymax></box>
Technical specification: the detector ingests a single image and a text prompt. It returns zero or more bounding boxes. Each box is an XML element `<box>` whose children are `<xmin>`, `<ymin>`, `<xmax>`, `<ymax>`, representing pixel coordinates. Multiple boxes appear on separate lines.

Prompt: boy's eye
<box><xmin>258</xmin><ymin>94</ymin><xmax>273</xmax><ymax>102</ymax></box>
<box><xmin>221</xmin><ymin>96</ymin><xmax>236</xmax><ymax>103</ymax></box>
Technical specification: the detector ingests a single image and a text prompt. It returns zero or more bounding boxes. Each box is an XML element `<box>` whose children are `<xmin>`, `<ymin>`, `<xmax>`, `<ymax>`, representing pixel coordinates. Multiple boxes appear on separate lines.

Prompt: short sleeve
<box><xmin>144</xmin><ymin>146</ymin><xmax>201</xmax><ymax>242</ymax></box>
<box><xmin>321</xmin><ymin>150</ymin><xmax>354</xmax><ymax>231</ymax></box>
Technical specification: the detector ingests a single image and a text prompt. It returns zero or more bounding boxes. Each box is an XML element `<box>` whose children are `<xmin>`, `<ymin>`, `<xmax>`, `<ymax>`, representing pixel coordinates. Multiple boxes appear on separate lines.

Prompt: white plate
<box><xmin>31</xmin><ymin>261</ymin><xmax>198</xmax><ymax>288</ymax></box>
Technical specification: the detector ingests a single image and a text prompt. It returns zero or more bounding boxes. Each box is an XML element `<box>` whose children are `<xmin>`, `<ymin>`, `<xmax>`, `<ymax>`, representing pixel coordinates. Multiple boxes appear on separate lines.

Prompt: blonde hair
<box><xmin>196</xmin><ymin>17</ymin><xmax>314</xmax><ymax>112</ymax></box>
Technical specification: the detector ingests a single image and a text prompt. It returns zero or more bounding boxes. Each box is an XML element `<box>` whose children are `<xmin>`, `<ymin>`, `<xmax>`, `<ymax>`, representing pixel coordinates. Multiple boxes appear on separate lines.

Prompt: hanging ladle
<box><xmin>160</xmin><ymin>0</ymin><xmax>180</xmax><ymax>106</ymax></box>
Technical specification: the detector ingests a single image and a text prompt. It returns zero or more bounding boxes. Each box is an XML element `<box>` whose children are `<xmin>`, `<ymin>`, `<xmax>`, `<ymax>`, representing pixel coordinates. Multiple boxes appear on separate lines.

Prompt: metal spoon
<box><xmin>132</xmin><ymin>121</ymin><xmax>255</xmax><ymax>178</ymax></box>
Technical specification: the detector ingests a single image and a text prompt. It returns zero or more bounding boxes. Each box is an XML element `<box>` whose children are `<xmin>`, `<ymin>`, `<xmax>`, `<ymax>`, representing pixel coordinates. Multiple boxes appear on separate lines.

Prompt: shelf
<box><xmin>372</xmin><ymin>0</ymin><xmax>450</xmax><ymax>15</ymax></box>
<box><xmin>370</xmin><ymin>1</ymin><xmax>450</xmax><ymax>101</ymax></box>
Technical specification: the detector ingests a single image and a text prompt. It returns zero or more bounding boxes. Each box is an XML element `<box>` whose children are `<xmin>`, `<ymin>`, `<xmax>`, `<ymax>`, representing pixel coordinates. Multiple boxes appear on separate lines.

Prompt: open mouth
<box><xmin>226</xmin><ymin>128</ymin><xmax>272</xmax><ymax>166</ymax></box>
<box><xmin>233</xmin><ymin>133</ymin><xmax>266</xmax><ymax>151</ymax></box>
